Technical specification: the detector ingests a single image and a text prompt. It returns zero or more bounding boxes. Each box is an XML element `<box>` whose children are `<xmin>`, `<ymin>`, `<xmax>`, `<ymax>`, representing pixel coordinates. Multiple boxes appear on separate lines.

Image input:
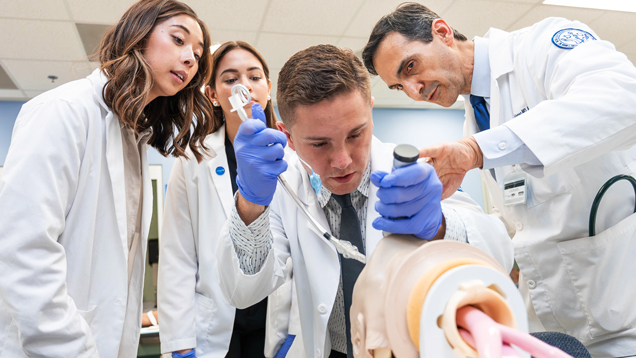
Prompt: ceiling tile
<box><xmin>76</xmin><ymin>23</ymin><xmax>111</xmax><ymax>58</ymax></box>
<box><xmin>0</xmin><ymin>64</ymin><xmax>18</xmax><ymax>89</ymax></box>
<box><xmin>65</xmin><ymin>0</ymin><xmax>135</xmax><ymax>24</ymax></box>
<box><xmin>0</xmin><ymin>0</ymin><xmax>70</xmax><ymax>20</ymax></box>
<box><xmin>0</xmin><ymin>89</ymin><xmax>25</xmax><ymax>99</ymax></box>
<box><xmin>261</xmin><ymin>0</ymin><xmax>365</xmax><ymax>36</ymax></box>
<box><xmin>24</xmin><ymin>90</ymin><xmax>45</xmax><ymax>99</ymax></box>
<box><xmin>186</xmin><ymin>0</ymin><xmax>270</xmax><ymax>32</ymax></box>
<box><xmin>442</xmin><ymin>0</ymin><xmax>534</xmax><ymax>39</ymax></box>
<box><xmin>256</xmin><ymin>33</ymin><xmax>340</xmax><ymax>69</ymax></box>
<box><xmin>3</xmin><ymin>60</ymin><xmax>95</xmax><ymax>91</ymax></box>
<box><xmin>619</xmin><ymin>38</ymin><xmax>636</xmax><ymax>54</ymax></box>
<box><xmin>588</xmin><ymin>11</ymin><xmax>636</xmax><ymax>47</ymax></box>
<box><xmin>507</xmin><ymin>4</ymin><xmax>604</xmax><ymax>31</ymax></box>
<box><xmin>0</xmin><ymin>19</ymin><xmax>86</xmax><ymax>61</ymax></box>
<box><xmin>209</xmin><ymin>30</ymin><xmax>259</xmax><ymax>46</ymax></box>
<box><xmin>337</xmin><ymin>37</ymin><xmax>368</xmax><ymax>55</ymax></box>
<box><xmin>344</xmin><ymin>0</ymin><xmax>455</xmax><ymax>38</ymax></box>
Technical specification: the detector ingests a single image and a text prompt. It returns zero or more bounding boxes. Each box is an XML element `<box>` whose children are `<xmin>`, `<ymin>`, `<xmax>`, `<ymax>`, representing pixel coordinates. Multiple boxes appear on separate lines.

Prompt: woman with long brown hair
<box><xmin>0</xmin><ymin>0</ymin><xmax>213</xmax><ymax>357</ymax></box>
<box><xmin>158</xmin><ymin>41</ymin><xmax>301</xmax><ymax>358</ymax></box>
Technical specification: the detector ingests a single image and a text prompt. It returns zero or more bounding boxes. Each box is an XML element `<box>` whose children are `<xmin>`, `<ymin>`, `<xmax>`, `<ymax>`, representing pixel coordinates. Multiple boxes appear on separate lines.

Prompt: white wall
<box><xmin>372</xmin><ymin>107</ymin><xmax>482</xmax><ymax>207</ymax></box>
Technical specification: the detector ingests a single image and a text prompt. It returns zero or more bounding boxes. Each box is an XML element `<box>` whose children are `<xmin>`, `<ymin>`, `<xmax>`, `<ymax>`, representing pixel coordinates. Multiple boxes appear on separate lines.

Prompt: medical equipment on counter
<box><xmin>229</xmin><ymin>84</ymin><xmax>366</xmax><ymax>263</ymax></box>
<box><xmin>349</xmin><ymin>235</ymin><xmax>574</xmax><ymax>358</ymax></box>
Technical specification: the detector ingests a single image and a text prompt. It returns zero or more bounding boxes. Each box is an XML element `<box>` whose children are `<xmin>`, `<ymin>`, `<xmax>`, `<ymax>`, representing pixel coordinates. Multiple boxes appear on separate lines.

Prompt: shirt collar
<box><xmin>119</xmin><ymin>120</ymin><xmax>153</xmax><ymax>146</ymax></box>
<box><xmin>470</xmin><ymin>36</ymin><xmax>491</xmax><ymax>99</ymax></box>
<box><xmin>317</xmin><ymin>162</ymin><xmax>371</xmax><ymax>208</ymax></box>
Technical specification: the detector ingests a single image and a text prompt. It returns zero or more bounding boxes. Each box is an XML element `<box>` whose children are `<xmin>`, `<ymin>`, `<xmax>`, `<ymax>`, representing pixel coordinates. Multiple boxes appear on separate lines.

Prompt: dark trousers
<box><xmin>225</xmin><ymin>297</ymin><xmax>268</xmax><ymax>358</ymax></box>
<box><xmin>329</xmin><ymin>350</ymin><xmax>347</xmax><ymax>358</ymax></box>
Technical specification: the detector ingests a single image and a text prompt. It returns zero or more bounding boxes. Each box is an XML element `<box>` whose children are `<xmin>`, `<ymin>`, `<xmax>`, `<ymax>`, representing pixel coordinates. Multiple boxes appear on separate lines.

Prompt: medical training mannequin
<box><xmin>0</xmin><ymin>1</ymin><xmax>213</xmax><ymax>357</ymax></box>
<box><xmin>350</xmin><ymin>234</ymin><xmax>578</xmax><ymax>358</ymax></box>
<box><xmin>363</xmin><ymin>3</ymin><xmax>636</xmax><ymax>356</ymax></box>
<box><xmin>158</xmin><ymin>41</ymin><xmax>300</xmax><ymax>358</ymax></box>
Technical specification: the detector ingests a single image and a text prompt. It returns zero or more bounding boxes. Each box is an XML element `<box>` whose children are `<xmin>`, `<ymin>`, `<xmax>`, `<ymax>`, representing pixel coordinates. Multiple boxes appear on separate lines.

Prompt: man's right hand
<box><xmin>235</xmin><ymin>104</ymin><xmax>288</xmax><ymax>207</ymax></box>
<box><xmin>418</xmin><ymin>137</ymin><xmax>483</xmax><ymax>200</ymax></box>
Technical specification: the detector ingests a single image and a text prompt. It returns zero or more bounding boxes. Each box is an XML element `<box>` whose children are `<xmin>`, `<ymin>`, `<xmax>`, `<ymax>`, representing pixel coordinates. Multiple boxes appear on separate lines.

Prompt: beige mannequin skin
<box><xmin>350</xmin><ymin>234</ymin><xmax>507</xmax><ymax>358</ymax></box>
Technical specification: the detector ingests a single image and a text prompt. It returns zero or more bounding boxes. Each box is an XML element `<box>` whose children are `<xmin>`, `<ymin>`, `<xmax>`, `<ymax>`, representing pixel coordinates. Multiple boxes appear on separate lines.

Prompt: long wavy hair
<box><xmin>99</xmin><ymin>0</ymin><xmax>213</xmax><ymax>162</ymax></box>
<box><xmin>208</xmin><ymin>41</ymin><xmax>278</xmax><ymax>130</ymax></box>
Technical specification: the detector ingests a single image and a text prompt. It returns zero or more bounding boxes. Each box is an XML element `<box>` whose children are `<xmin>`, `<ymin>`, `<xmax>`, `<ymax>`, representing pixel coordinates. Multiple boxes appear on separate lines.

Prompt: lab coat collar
<box><xmin>484</xmin><ymin>27</ymin><xmax>515</xmax><ymax>79</ymax></box>
<box><xmin>88</xmin><ymin>69</ymin><xmax>110</xmax><ymax>112</ymax></box>
<box><xmin>471</xmin><ymin>36</ymin><xmax>492</xmax><ymax>98</ymax></box>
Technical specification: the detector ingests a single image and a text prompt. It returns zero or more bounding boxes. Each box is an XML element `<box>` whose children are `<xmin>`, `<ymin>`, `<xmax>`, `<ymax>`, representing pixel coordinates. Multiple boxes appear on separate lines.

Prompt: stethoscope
<box><xmin>589</xmin><ymin>174</ymin><xmax>636</xmax><ymax>236</ymax></box>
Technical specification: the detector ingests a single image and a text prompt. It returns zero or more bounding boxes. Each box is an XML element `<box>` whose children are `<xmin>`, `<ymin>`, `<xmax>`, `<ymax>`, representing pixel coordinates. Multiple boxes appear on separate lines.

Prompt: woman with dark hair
<box><xmin>0</xmin><ymin>0</ymin><xmax>213</xmax><ymax>357</ymax></box>
<box><xmin>158</xmin><ymin>41</ymin><xmax>301</xmax><ymax>358</ymax></box>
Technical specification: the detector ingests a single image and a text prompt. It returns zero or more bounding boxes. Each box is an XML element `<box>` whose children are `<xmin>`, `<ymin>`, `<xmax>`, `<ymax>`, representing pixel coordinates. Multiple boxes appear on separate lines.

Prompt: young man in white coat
<box><xmin>215</xmin><ymin>44</ymin><xmax>513</xmax><ymax>358</ymax></box>
<box><xmin>363</xmin><ymin>3</ymin><xmax>636</xmax><ymax>357</ymax></box>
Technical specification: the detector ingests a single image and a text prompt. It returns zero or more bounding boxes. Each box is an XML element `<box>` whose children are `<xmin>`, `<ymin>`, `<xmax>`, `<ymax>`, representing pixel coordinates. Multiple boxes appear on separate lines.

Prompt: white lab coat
<box><xmin>464</xmin><ymin>18</ymin><xmax>636</xmax><ymax>357</ymax></box>
<box><xmin>216</xmin><ymin>136</ymin><xmax>513</xmax><ymax>358</ymax></box>
<box><xmin>0</xmin><ymin>70</ymin><xmax>151</xmax><ymax>357</ymax></box>
<box><xmin>158</xmin><ymin>126</ymin><xmax>300</xmax><ymax>357</ymax></box>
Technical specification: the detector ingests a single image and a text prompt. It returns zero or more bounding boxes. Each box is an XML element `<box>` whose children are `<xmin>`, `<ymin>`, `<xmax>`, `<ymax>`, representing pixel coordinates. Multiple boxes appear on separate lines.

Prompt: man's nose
<box><xmin>331</xmin><ymin>148</ymin><xmax>353</xmax><ymax>169</ymax></box>
<box><xmin>404</xmin><ymin>80</ymin><xmax>424</xmax><ymax>101</ymax></box>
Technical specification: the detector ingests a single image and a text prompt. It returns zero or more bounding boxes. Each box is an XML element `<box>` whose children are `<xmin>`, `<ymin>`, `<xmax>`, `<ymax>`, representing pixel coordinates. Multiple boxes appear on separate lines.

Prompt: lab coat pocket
<box><xmin>194</xmin><ymin>293</ymin><xmax>216</xmax><ymax>354</ymax></box>
<box><xmin>265</xmin><ymin>275</ymin><xmax>293</xmax><ymax>357</ymax></box>
<box><xmin>557</xmin><ymin>212</ymin><xmax>636</xmax><ymax>339</ymax></box>
<box><xmin>526</xmin><ymin>169</ymin><xmax>580</xmax><ymax>208</ymax></box>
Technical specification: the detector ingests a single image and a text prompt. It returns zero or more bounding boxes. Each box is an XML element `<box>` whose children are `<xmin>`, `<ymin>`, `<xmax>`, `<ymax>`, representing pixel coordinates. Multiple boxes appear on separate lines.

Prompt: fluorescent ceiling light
<box><xmin>543</xmin><ymin>0</ymin><xmax>636</xmax><ymax>13</ymax></box>
<box><xmin>210</xmin><ymin>43</ymin><xmax>221</xmax><ymax>54</ymax></box>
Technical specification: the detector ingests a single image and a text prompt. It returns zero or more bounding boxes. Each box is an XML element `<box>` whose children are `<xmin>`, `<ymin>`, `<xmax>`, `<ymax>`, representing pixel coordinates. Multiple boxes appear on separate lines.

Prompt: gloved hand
<box><xmin>235</xmin><ymin>103</ymin><xmax>288</xmax><ymax>206</ymax></box>
<box><xmin>172</xmin><ymin>349</ymin><xmax>196</xmax><ymax>358</ymax></box>
<box><xmin>371</xmin><ymin>162</ymin><xmax>443</xmax><ymax>240</ymax></box>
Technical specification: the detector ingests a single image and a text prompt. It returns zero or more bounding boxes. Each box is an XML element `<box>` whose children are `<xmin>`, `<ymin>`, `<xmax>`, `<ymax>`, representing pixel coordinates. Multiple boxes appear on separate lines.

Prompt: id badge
<box><xmin>503</xmin><ymin>168</ymin><xmax>527</xmax><ymax>206</ymax></box>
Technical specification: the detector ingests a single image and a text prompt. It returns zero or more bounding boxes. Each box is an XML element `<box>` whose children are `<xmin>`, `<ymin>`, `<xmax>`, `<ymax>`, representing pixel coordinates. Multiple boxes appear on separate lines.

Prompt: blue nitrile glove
<box><xmin>235</xmin><ymin>103</ymin><xmax>288</xmax><ymax>206</ymax></box>
<box><xmin>371</xmin><ymin>162</ymin><xmax>443</xmax><ymax>240</ymax></box>
<box><xmin>172</xmin><ymin>349</ymin><xmax>196</xmax><ymax>358</ymax></box>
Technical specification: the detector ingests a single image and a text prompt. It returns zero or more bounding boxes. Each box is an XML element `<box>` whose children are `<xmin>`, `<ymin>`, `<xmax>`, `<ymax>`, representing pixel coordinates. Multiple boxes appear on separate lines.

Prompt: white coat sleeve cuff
<box><xmin>229</xmin><ymin>199</ymin><xmax>274</xmax><ymax>275</ymax></box>
<box><xmin>473</xmin><ymin>125</ymin><xmax>543</xmax><ymax>170</ymax></box>
<box><xmin>441</xmin><ymin>204</ymin><xmax>467</xmax><ymax>243</ymax></box>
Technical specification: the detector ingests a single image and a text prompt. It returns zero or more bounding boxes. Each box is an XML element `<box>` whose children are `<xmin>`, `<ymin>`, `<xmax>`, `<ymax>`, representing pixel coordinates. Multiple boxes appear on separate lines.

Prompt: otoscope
<box><xmin>229</xmin><ymin>84</ymin><xmax>366</xmax><ymax>263</ymax></box>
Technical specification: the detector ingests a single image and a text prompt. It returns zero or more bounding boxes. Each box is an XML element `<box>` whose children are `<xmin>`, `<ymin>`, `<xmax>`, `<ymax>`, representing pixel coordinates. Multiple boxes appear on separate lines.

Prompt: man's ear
<box><xmin>277</xmin><ymin>122</ymin><xmax>295</xmax><ymax>151</ymax></box>
<box><xmin>431</xmin><ymin>18</ymin><xmax>454</xmax><ymax>46</ymax></box>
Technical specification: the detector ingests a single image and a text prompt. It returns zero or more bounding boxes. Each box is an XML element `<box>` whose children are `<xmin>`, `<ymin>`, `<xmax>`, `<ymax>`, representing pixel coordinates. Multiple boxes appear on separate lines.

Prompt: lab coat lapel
<box><xmin>486</xmin><ymin>27</ymin><xmax>514</xmax><ymax>129</ymax></box>
<box><xmin>207</xmin><ymin>124</ymin><xmax>234</xmax><ymax>219</ymax></box>
<box><xmin>365</xmin><ymin>137</ymin><xmax>390</xmax><ymax>256</ymax></box>
<box><xmin>140</xmin><ymin>145</ymin><xmax>152</xmax><ymax>256</ymax></box>
<box><xmin>93</xmin><ymin>70</ymin><xmax>128</xmax><ymax>256</ymax></box>
<box><xmin>290</xmin><ymin>156</ymin><xmax>336</xmax><ymax>254</ymax></box>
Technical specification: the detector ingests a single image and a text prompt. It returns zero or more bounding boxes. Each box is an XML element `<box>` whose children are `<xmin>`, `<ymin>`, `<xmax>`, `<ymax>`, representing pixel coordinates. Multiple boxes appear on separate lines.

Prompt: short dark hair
<box><xmin>362</xmin><ymin>2</ymin><xmax>467</xmax><ymax>76</ymax></box>
<box><xmin>276</xmin><ymin>44</ymin><xmax>371</xmax><ymax>127</ymax></box>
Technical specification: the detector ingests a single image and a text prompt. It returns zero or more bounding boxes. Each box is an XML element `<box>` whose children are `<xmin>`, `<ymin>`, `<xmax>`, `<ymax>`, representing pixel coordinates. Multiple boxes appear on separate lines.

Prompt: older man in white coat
<box><xmin>215</xmin><ymin>44</ymin><xmax>513</xmax><ymax>358</ymax></box>
<box><xmin>363</xmin><ymin>3</ymin><xmax>636</xmax><ymax>357</ymax></box>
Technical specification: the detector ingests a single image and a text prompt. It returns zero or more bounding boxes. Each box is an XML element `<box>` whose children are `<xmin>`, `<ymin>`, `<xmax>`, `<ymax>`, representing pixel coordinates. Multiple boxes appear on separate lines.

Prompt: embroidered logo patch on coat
<box><xmin>552</xmin><ymin>28</ymin><xmax>596</xmax><ymax>49</ymax></box>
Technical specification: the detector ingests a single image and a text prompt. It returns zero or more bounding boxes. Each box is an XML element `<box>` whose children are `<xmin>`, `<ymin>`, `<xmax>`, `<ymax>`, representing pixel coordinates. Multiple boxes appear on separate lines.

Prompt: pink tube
<box><xmin>456</xmin><ymin>306</ymin><xmax>574</xmax><ymax>358</ymax></box>
<box><xmin>457</xmin><ymin>306</ymin><xmax>502</xmax><ymax>358</ymax></box>
<box><xmin>458</xmin><ymin>328</ymin><xmax>522</xmax><ymax>358</ymax></box>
